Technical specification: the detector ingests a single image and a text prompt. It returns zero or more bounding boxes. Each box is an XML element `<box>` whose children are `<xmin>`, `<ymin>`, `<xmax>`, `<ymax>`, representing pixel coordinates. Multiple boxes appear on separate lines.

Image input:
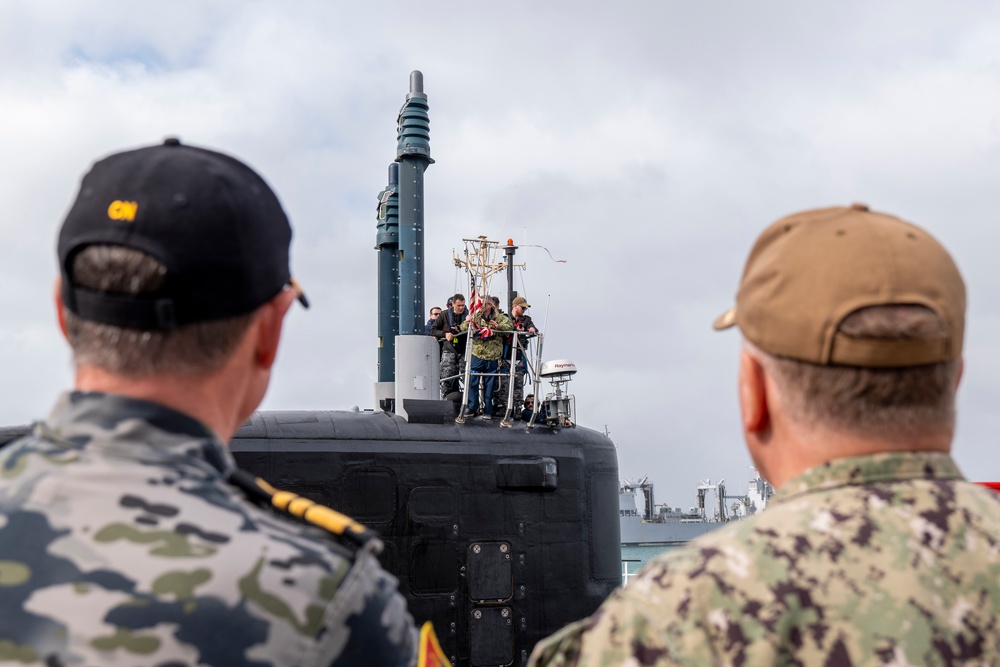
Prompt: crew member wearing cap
<box><xmin>495</xmin><ymin>295</ymin><xmax>537</xmax><ymax>419</ymax></box>
<box><xmin>529</xmin><ymin>205</ymin><xmax>1000</xmax><ymax>665</ymax></box>
<box><xmin>0</xmin><ymin>140</ymin><xmax>427</xmax><ymax>666</ymax></box>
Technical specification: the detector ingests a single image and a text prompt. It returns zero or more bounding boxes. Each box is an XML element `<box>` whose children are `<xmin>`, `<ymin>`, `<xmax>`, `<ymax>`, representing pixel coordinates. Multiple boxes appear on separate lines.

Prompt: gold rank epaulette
<box><xmin>227</xmin><ymin>468</ymin><xmax>381</xmax><ymax>551</ymax></box>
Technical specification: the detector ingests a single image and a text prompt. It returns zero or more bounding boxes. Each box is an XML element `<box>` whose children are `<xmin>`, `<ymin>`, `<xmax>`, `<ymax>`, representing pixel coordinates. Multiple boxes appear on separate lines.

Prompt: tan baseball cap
<box><xmin>512</xmin><ymin>296</ymin><xmax>531</xmax><ymax>308</ymax></box>
<box><xmin>713</xmin><ymin>204</ymin><xmax>965</xmax><ymax>367</ymax></box>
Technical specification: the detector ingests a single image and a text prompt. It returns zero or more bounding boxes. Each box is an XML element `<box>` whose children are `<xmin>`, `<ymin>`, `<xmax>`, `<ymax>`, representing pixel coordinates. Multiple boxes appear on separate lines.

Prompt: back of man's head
<box><xmin>59</xmin><ymin>138</ymin><xmax>308</xmax><ymax>378</ymax></box>
<box><xmin>715</xmin><ymin>204</ymin><xmax>965</xmax><ymax>441</ymax></box>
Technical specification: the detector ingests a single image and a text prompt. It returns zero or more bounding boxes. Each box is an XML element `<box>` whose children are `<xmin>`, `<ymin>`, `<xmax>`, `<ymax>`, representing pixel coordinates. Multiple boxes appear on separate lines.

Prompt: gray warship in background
<box><xmin>619</xmin><ymin>470</ymin><xmax>774</xmax><ymax>546</ymax></box>
<box><xmin>0</xmin><ymin>72</ymin><xmax>621</xmax><ymax>667</ymax></box>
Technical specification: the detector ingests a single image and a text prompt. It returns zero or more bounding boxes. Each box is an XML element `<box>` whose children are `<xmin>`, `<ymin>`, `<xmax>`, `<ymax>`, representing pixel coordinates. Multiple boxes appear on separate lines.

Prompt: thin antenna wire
<box><xmin>542</xmin><ymin>294</ymin><xmax>552</xmax><ymax>338</ymax></box>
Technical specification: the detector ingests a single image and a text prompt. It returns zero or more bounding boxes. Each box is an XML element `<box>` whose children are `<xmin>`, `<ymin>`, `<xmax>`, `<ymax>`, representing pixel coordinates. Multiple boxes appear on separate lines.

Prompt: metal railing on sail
<box><xmin>454</xmin><ymin>329</ymin><xmax>545</xmax><ymax>428</ymax></box>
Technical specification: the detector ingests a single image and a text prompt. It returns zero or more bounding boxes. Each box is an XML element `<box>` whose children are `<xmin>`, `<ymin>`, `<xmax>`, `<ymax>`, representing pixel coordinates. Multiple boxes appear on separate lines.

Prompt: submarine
<box><xmin>0</xmin><ymin>71</ymin><xmax>621</xmax><ymax>667</ymax></box>
<box><xmin>229</xmin><ymin>71</ymin><xmax>621</xmax><ymax>666</ymax></box>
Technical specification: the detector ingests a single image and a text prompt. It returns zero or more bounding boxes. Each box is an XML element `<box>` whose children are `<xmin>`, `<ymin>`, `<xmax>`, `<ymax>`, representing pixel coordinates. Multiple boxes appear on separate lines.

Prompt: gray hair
<box><xmin>64</xmin><ymin>246</ymin><xmax>254</xmax><ymax>376</ymax></box>
<box><xmin>749</xmin><ymin>305</ymin><xmax>959</xmax><ymax>439</ymax></box>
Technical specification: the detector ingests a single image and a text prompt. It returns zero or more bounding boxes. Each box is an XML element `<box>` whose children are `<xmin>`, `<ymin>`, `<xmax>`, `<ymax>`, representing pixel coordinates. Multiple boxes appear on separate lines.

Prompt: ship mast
<box><xmin>374</xmin><ymin>71</ymin><xmax>438</xmax><ymax>419</ymax></box>
<box><xmin>452</xmin><ymin>237</ymin><xmax>524</xmax><ymax>309</ymax></box>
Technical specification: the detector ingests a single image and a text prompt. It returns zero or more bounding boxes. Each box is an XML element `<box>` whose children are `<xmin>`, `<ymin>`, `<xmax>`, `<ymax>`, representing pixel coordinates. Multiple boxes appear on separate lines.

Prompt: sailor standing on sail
<box><xmin>495</xmin><ymin>295</ymin><xmax>537</xmax><ymax>418</ymax></box>
<box><xmin>431</xmin><ymin>293</ymin><xmax>468</xmax><ymax>397</ymax></box>
<box><xmin>425</xmin><ymin>305</ymin><xmax>442</xmax><ymax>335</ymax></box>
<box><xmin>461</xmin><ymin>296</ymin><xmax>512</xmax><ymax>420</ymax></box>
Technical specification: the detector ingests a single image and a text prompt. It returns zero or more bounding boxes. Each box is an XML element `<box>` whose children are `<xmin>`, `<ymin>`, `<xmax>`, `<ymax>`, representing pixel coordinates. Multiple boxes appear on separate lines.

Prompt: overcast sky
<box><xmin>1</xmin><ymin>1</ymin><xmax>998</xmax><ymax>508</ymax></box>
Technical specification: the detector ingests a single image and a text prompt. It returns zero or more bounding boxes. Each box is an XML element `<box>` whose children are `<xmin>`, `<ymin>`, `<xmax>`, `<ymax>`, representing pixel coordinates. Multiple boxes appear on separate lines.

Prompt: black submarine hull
<box><xmin>0</xmin><ymin>407</ymin><xmax>621</xmax><ymax>665</ymax></box>
<box><xmin>230</xmin><ymin>409</ymin><xmax>621</xmax><ymax>667</ymax></box>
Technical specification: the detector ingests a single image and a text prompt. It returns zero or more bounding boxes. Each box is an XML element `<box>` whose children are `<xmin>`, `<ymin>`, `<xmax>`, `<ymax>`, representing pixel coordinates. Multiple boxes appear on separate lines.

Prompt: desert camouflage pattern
<box><xmin>530</xmin><ymin>451</ymin><xmax>1000</xmax><ymax>666</ymax></box>
<box><xmin>0</xmin><ymin>391</ymin><xmax>418</xmax><ymax>666</ymax></box>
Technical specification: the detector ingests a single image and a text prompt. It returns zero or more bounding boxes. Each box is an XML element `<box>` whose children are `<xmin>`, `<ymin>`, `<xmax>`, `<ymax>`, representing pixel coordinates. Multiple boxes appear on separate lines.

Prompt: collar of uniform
<box><xmin>772</xmin><ymin>450</ymin><xmax>964</xmax><ymax>504</ymax></box>
<box><xmin>43</xmin><ymin>391</ymin><xmax>234</xmax><ymax>473</ymax></box>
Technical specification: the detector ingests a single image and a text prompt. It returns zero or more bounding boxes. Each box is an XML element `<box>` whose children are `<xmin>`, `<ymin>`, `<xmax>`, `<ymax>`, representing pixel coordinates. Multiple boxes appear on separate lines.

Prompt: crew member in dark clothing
<box><xmin>430</xmin><ymin>294</ymin><xmax>467</xmax><ymax>397</ymax></box>
<box><xmin>496</xmin><ymin>296</ymin><xmax>538</xmax><ymax>418</ymax></box>
<box><xmin>521</xmin><ymin>394</ymin><xmax>537</xmax><ymax>422</ymax></box>
<box><xmin>425</xmin><ymin>306</ymin><xmax>441</xmax><ymax>335</ymax></box>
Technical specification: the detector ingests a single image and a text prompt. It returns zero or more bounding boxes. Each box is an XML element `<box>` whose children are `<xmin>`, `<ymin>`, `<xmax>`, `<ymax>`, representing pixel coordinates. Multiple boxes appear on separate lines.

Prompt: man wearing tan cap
<box><xmin>496</xmin><ymin>295</ymin><xmax>537</xmax><ymax>418</ymax></box>
<box><xmin>529</xmin><ymin>204</ymin><xmax>1000</xmax><ymax>666</ymax></box>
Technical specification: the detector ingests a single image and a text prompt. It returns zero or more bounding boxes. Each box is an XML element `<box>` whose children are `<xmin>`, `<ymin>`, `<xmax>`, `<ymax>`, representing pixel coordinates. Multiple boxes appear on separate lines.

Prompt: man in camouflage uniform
<box><xmin>459</xmin><ymin>297</ymin><xmax>511</xmax><ymax>420</ymax></box>
<box><xmin>530</xmin><ymin>205</ymin><xmax>1000</xmax><ymax>665</ymax></box>
<box><xmin>0</xmin><ymin>140</ymin><xmax>424</xmax><ymax>666</ymax></box>
<box><xmin>495</xmin><ymin>296</ymin><xmax>537</xmax><ymax>420</ymax></box>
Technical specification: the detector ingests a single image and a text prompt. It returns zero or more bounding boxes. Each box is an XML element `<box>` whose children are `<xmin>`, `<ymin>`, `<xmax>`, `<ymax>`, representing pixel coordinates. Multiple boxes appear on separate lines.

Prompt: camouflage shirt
<box><xmin>0</xmin><ymin>391</ymin><xmax>418</xmax><ymax>666</ymax></box>
<box><xmin>529</xmin><ymin>451</ymin><xmax>1000</xmax><ymax>666</ymax></box>
<box><xmin>461</xmin><ymin>311</ymin><xmax>512</xmax><ymax>361</ymax></box>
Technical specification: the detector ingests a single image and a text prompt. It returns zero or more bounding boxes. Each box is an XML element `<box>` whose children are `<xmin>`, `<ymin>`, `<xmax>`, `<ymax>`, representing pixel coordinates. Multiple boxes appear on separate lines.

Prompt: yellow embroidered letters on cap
<box><xmin>107</xmin><ymin>200</ymin><xmax>138</xmax><ymax>222</ymax></box>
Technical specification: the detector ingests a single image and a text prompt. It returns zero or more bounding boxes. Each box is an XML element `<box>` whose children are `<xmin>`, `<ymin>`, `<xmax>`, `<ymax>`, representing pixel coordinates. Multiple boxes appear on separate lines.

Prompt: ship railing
<box><xmin>524</xmin><ymin>331</ymin><xmax>545</xmax><ymax>429</ymax></box>
<box><xmin>455</xmin><ymin>329</ymin><xmax>544</xmax><ymax>428</ymax></box>
<box><xmin>621</xmin><ymin>559</ymin><xmax>642</xmax><ymax>587</ymax></box>
<box><xmin>502</xmin><ymin>329</ymin><xmax>543</xmax><ymax>427</ymax></box>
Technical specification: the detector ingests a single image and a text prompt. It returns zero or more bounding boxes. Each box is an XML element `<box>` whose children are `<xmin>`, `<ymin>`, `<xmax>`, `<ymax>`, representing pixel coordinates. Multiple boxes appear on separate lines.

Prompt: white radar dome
<box><xmin>540</xmin><ymin>360</ymin><xmax>577</xmax><ymax>378</ymax></box>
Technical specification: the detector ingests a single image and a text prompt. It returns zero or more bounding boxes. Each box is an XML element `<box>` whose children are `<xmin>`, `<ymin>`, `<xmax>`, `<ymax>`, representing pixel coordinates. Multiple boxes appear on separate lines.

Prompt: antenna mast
<box><xmin>452</xmin><ymin>237</ymin><xmax>522</xmax><ymax>306</ymax></box>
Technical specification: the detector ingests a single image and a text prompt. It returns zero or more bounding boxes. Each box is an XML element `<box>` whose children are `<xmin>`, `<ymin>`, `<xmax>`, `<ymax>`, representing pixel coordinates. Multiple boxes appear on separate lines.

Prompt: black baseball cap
<box><xmin>59</xmin><ymin>138</ymin><xmax>308</xmax><ymax>330</ymax></box>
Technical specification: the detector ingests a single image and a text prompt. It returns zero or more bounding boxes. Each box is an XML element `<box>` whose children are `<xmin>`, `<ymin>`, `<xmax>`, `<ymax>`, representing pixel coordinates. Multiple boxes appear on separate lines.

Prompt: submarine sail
<box><xmin>230</xmin><ymin>71</ymin><xmax>621</xmax><ymax>666</ymax></box>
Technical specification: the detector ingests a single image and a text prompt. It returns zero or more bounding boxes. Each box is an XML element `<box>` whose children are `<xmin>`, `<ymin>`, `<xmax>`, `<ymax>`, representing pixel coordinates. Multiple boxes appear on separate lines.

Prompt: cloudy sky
<box><xmin>2</xmin><ymin>1</ymin><xmax>998</xmax><ymax>508</ymax></box>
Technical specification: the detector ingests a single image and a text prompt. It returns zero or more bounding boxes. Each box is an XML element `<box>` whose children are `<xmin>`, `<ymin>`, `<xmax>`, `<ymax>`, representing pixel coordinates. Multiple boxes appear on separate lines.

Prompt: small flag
<box><xmin>469</xmin><ymin>287</ymin><xmax>483</xmax><ymax>315</ymax></box>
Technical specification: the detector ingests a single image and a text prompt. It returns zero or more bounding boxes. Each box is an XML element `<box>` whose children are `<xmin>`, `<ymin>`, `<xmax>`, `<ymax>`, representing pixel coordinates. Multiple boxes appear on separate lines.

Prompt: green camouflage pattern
<box><xmin>461</xmin><ymin>310</ymin><xmax>512</xmax><ymax>361</ymax></box>
<box><xmin>530</xmin><ymin>451</ymin><xmax>1000</xmax><ymax>666</ymax></box>
<box><xmin>0</xmin><ymin>391</ymin><xmax>418</xmax><ymax>666</ymax></box>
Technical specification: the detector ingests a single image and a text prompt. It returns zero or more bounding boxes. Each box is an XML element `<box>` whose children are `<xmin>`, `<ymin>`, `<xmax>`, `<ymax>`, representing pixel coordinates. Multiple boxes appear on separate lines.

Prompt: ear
<box><xmin>738</xmin><ymin>348</ymin><xmax>770</xmax><ymax>434</ymax></box>
<box><xmin>254</xmin><ymin>288</ymin><xmax>297</xmax><ymax>369</ymax></box>
<box><xmin>54</xmin><ymin>277</ymin><xmax>69</xmax><ymax>341</ymax></box>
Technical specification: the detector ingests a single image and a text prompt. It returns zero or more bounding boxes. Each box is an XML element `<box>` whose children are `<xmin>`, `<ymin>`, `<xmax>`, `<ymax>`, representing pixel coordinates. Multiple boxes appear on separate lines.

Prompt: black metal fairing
<box><xmin>230</xmin><ymin>410</ymin><xmax>621</xmax><ymax>667</ymax></box>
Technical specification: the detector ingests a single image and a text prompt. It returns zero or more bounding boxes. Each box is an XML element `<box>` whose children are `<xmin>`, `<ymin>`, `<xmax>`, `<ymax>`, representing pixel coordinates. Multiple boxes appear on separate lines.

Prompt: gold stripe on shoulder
<box><xmin>227</xmin><ymin>468</ymin><xmax>381</xmax><ymax>550</ymax></box>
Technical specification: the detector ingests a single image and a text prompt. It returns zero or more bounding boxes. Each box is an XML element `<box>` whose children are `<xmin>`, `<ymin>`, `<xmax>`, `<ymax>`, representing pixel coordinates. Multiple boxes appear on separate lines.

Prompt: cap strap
<box><xmin>65</xmin><ymin>284</ymin><xmax>179</xmax><ymax>330</ymax></box>
<box><xmin>830</xmin><ymin>333</ymin><xmax>953</xmax><ymax>367</ymax></box>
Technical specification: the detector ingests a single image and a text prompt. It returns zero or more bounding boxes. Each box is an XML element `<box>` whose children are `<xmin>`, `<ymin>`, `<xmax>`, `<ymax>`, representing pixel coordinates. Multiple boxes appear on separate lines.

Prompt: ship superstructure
<box><xmin>620</xmin><ymin>469</ymin><xmax>774</xmax><ymax>546</ymax></box>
